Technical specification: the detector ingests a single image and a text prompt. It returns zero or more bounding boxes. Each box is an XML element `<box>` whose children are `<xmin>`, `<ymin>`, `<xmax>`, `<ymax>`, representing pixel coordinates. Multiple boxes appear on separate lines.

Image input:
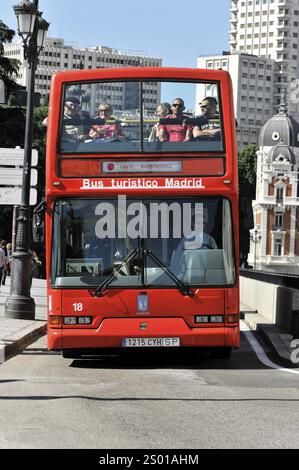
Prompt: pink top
<box><xmin>89</xmin><ymin>122</ymin><xmax>122</xmax><ymax>139</ymax></box>
<box><xmin>159</xmin><ymin>114</ymin><xmax>192</xmax><ymax>142</ymax></box>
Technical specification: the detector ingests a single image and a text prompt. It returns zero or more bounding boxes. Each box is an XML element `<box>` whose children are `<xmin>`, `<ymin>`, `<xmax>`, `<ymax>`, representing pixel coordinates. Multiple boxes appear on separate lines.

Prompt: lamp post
<box><xmin>5</xmin><ymin>0</ymin><xmax>49</xmax><ymax>319</ymax></box>
<box><xmin>251</xmin><ymin>228</ymin><xmax>261</xmax><ymax>271</ymax></box>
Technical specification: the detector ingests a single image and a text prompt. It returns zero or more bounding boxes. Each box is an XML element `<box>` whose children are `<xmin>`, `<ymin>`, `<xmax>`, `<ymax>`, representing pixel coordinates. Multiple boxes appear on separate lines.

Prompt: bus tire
<box><xmin>62</xmin><ymin>349</ymin><xmax>81</xmax><ymax>359</ymax></box>
<box><xmin>211</xmin><ymin>347</ymin><xmax>232</xmax><ymax>359</ymax></box>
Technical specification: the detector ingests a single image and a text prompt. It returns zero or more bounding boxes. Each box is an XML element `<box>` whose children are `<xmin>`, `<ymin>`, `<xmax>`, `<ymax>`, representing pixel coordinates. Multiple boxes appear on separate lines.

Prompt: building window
<box><xmin>274</xmin><ymin>212</ymin><xmax>284</xmax><ymax>229</ymax></box>
<box><xmin>273</xmin><ymin>238</ymin><xmax>283</xmax><ymax>256</ymax></box>
<box><xmin>276</xmin><ymin>186</ymin><xmax>284</xmax><ymax>203</ymax></box>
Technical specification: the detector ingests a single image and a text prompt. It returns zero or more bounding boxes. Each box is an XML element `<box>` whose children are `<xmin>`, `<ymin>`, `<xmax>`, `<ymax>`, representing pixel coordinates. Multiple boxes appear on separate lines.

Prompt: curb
<box><xmin>255</xmin><ymin>324</ymin><xmax>296</xmax><ymax>367</ymax></box>
<box><xmin>1</xmin><ymin>322</ymin><xmax>47</xmax><ymax>363</ymax></box>
<box><xmin>242</xmin><ymin>310</ymin><xmax>297</xmax><ymax>367</ymax></box>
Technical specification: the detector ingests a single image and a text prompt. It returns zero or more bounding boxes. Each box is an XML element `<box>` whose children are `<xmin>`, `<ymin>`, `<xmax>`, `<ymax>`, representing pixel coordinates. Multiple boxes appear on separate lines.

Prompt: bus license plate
<box><xmin>122</xmin><ymin>337</ymin><xmax>180</xmax><ymax>347</ymax></box>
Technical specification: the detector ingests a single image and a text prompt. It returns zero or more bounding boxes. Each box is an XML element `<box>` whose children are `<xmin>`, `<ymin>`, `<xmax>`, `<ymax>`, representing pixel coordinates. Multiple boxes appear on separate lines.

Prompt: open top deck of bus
<box><xmin>46</xmin><ymin>67</ymin><xmax>237</xmax><ymax>190</ymax></box>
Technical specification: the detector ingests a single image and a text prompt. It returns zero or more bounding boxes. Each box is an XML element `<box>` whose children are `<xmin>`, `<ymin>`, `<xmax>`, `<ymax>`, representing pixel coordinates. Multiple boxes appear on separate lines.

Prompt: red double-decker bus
<box><xmin>45</xmin><ymin>67</ymin><xmax>239</xmax><ymax>359</ymax></box>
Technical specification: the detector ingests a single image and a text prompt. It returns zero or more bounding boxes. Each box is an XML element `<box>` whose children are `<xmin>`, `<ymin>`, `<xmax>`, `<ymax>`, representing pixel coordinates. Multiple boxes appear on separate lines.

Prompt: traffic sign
<box><xmin>0</xmin><ymin>188</ymin><xmax>37</xmax><ymax>206</ymax></box>
<box><xmin>0</xmin><ymin>168</ymin><xmax>38</xmax><ymax>186</ymax></box>
<box><xmin>0</xmin><ymin>148</ymin><xmax>38</xmax><ymax>167</ymax></box>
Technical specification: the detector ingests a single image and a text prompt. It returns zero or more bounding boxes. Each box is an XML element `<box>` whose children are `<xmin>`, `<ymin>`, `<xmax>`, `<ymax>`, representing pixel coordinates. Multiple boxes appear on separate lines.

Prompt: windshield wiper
<box><xmin>93</xmin><ymin>248</ymin><xmax>140</xmax><ymax>297</ymax></box>
<box><xmin>145</xmin><ymin>249</ymin><xmax>194</xmax><ymax>297</ymax></box>
<box><xmin>93</xmin><ymin>247</ymin><xmax>194</xmax><ymax>298</ymax></box>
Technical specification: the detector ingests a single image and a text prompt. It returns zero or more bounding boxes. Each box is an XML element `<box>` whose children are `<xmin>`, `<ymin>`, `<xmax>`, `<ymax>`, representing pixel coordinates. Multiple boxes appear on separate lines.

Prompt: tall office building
<box><xmin>4</xmin><ymin>37</ymin><xmax>162</xmax><ymax>113</ymax></box>
<box><xmin>197</xmin><ymin>52</ymin><xmax>275</xmax><ymax>147</ymax></box>
<box><xmin>229</xmin><ymin>0</ymin><xmax>299</xmax><ymax>116</ymax></box>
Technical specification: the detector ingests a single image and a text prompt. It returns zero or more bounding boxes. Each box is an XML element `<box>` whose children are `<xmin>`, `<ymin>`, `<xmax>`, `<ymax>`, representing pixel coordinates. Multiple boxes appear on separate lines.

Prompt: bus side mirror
<box><xmin>32</xmin><ymin>201</ymin><xmax>46</xmax><ymax>243</ymax></box>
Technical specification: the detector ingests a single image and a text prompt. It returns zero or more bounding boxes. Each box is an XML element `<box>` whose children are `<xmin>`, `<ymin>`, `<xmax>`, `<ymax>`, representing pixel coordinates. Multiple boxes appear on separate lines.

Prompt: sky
<box><xmin>1</xmin><ymin>0</ymin><xmax>231</xmax><ymax>66</ymax></box>
<box><xmin>1</xmin><ymin>0</ymin><xmax>231</xmax><ymax>109</ymax></box>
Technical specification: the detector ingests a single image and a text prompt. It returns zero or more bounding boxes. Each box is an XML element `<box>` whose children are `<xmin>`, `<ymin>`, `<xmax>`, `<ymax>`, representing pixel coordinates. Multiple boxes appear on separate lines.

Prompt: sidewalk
<box><xmin>0</xmin><ymin>278</ymin><xmax>47</xmax><ymax>363</ymax></box>
<box><xmin>241</xmin><ymin>301</ymin><xmax>296</xmax><ymax>365</ymax></box>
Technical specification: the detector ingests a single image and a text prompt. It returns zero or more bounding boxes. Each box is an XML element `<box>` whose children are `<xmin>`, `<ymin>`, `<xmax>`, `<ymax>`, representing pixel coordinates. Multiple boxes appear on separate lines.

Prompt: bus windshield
<box><xmin>51</xmin><ymin>197</ymin><xmax>235</xmax><ymax>289</ymax></box>
<box><xmin>58</xmin><ymin>80</ymin><xmax>224</xmax><ymax>154</ymax></box>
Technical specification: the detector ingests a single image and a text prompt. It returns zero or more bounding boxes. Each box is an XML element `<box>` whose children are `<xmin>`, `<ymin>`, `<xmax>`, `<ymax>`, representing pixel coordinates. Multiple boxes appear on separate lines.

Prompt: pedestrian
<box><xmin>6</xmin><ymin>242</ymin><xmax>12</xmax><ymax>276</ymax></box>
<box><xmin>0</xmin><ymin>240</ymin><xmax>8</xmax><ymax>285</ymax></box>
<box><xmin>31</xmin><ymin>249</ymin><xmax>42</xmax><ymax>280</ymax></box>
<box><xmin>0</xmin><ymin>241</ymin><xmax>7</xmax><ymax>291</ymax></box>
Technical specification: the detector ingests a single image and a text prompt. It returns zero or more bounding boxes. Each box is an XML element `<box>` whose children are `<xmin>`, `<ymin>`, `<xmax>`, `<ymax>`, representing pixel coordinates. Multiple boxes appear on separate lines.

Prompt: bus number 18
<box><xmin>73</xmin><ymin>303</ymin><xmax>83</xmax><ymax>312</ymax></box>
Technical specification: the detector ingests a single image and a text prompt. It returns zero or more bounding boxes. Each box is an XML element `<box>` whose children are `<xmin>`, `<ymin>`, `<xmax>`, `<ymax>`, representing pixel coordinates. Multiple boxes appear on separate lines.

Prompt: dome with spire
<box><xmin>259</xmin><ymin>90</ymin><xmax>299</xmax><ymax>148</ymax></box>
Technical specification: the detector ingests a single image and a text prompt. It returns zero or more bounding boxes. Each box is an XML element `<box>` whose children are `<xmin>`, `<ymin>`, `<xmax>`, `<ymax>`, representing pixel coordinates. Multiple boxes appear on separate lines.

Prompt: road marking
<box><xmin>241</xmin><ymin>321</ymin><xmax>299</xmax><ymax>375</ymax></box>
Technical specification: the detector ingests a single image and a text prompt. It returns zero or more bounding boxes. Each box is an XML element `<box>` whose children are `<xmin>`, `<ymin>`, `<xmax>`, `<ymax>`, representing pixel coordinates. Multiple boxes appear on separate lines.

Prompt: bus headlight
<box><xmin>78</xmin><ymin>317</ymin><xmax>92</xmax><ymax>324</ymax></box>
<box><xmin>195</xmin><ymin>315</ymin><xmax>223</xmax><ymax>324</ymax></box>
<box><xmin>195</xmin><ymin>316</ymin><xmax>209</xmax><ymax>323</ymax></box>
<box><xmin>64</xmin><ymin>317</ymin><xmax>77</xmax><ymax>325</ymax></box>
<box><xmin>210</xmin><ymin>316</ymin><xmax>223</xmax><ymax>323</ymax></box>
<box><xmin>63</xmin><ymin>316</ymin><xmax>92</xmax><ymax>325</ymax></box>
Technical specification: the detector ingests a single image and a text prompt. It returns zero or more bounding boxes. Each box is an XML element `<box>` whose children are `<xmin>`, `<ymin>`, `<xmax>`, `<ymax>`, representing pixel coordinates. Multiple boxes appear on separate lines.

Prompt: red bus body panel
<box><xmin>45</xmin><ymin>67</ymin><xmax>240</xmax><ymax>353</ymax></box>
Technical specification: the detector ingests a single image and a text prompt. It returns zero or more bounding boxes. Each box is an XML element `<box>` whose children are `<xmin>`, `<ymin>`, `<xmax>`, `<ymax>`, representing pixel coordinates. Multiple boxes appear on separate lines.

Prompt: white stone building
<box><xmin>249</xmin><ymin>97</ymin><xmax>299</xmax><ymax>273</ymax></box>
<box><xmin>3</xmin><ymin>37</ymin><xmax>162</xmax><ymax>112</ymax></box>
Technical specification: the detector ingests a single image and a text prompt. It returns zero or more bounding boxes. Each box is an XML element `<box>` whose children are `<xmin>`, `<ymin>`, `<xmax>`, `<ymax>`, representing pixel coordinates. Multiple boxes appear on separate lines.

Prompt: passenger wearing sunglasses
<box><xmin>62</xmin><ymin>95</ymin><xmax>89</xmax><ymax>142</ymax></box>
<box><xmin>89</xmin><ymin>103</ymin><xmax>124</xmax><ymax>140</ymax></box>
<box><xmin>193</xmin><ymin>96</ymin><xmax>221</xmax><ymax>141</ymax></box>
<box><xmin>158</xmin><ymin>98</ymin><xmax>193</xmax><ymax>142</ymax></box>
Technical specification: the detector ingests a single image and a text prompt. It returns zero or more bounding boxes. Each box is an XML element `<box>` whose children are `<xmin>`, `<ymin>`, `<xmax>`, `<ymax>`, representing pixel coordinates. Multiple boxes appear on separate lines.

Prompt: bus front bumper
<box><xmin>48</xmin><ymin>317</ymin><xmax>240</xmax><ymax>350</ymax></box>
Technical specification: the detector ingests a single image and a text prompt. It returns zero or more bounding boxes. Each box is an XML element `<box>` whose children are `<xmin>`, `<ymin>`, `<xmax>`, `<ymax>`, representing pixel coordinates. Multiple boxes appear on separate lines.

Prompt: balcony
<box><xmin>272</xmin><ymin>225</ymin><xmax>285</xmax><ymax>231</ymax></box>
<box><xmin>277</xmin><ymin>22</ymin><xmax>290</xmax><ymax>30</ymax></box>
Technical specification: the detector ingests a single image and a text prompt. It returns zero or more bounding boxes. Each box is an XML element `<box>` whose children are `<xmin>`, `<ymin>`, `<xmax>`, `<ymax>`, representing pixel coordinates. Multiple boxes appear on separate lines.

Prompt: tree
<box><xmin>0</xmin><ymin>20</ymin><xmax>19</xmax><ymax>101</ymax></box>
<box><xmin>238</xmin><ymin>144</ymin><xmax>257</xmax><ymax>199</ymax></box>
<box><xmin>238</xmin><ymin>144</ymin><xmax>257</xmax><ymax>267</ymax></box>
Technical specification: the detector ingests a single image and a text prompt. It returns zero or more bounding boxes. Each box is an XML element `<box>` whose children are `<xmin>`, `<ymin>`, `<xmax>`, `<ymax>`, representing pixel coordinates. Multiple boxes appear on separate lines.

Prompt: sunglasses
<box><xmin>200</xmin><ymin>105</ymin><xmax>208</xmax><ymax>109</ymax></box>
<box><xmin>99</xmin><ymin>109</ymin><xmax>110</xmax><ymax>112</ymax></box>
<box><xmin>172</xmin><ymin>103</ymin><xmax>183</xmax><ymax>108</ymax></box>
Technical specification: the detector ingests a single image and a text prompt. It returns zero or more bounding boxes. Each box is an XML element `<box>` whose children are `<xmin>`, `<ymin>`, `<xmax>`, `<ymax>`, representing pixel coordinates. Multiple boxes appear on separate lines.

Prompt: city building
<box><xmin>3</xmin><ymin>37</ymin><xmax>162</xmax><ymax>113</ymax></box>
<box><xmin>229</xmin><ymin>0</ymin><xmax>299</xmax><ymax>117</ymax></box>
<box><xmin>197</xmin><ymin>52</ymin><xmax>275</xmax><ymax>147</ymax></box>
<box><xmin>248</xmin><ymin>95</ymin><xmax>299</xmax><ymax>273</ymax></box>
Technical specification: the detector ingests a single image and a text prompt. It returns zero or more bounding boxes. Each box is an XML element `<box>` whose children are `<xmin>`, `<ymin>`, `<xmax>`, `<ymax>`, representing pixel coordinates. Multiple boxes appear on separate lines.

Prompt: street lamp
<box><xmin>5</xmin><ymin>0</ymin><xmax>49</xmax><ymax>320</ymax></box>
<box><xmin>251</xmin><ymin>228</ymin><xmax>261</xmax><ymax>271</ymax></box>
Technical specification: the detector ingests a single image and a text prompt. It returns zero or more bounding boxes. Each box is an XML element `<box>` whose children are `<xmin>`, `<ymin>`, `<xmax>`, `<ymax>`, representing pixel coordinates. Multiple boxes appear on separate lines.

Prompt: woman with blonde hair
<box><xmin>89</xmin><ymin>103</ymin><xmax>124</xmax><ymax>140</ymax></box>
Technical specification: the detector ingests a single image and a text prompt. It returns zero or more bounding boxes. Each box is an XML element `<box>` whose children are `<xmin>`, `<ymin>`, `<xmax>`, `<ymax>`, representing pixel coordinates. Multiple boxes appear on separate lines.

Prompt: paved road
<box><xmin>0</xmin><ymin>324</ymin><xmax>299</xmax><ymax>449</ymax></box>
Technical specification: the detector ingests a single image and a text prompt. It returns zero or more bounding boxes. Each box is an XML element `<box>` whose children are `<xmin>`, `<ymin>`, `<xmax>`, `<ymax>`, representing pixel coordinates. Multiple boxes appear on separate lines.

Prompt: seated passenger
<box><xmin>158</xmin><ymin>98</ymin><xmax>193</xmax><ymax>142</ymax></box>
<box><xmin>148</xmin><ymin>102</ymin><xmax>171</xmax><ymax>142</ymax></box>
<box><xmin>193</xmin><ymin>97</ymin><xmax>221</xmax><ymax>141</ymax></box>
<box><xmin>62</xmin><ymin>95</ymin><xmax>89</xmax><ymax>142</ymax></box>
<box><xmin>89</xmin><ymin>103</ymin><xmax>124</xmax><ymax>140</ymax></box>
